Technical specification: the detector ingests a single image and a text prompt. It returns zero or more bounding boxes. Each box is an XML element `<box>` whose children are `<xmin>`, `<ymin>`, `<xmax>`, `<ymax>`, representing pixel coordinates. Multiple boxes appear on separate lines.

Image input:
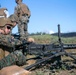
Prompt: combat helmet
<box><xmin>0</xmin><ymin>8</ymin><xmax>7</xmax><ymax>17</ymax></box>
<box><xmin>0</xmin><ymin>18</ymin><xmax>13</xmax><ymax>27</ymax></box>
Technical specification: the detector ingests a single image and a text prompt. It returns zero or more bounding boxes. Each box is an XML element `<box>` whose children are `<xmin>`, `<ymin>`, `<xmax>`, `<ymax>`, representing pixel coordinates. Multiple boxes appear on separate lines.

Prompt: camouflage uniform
<box><xmin>0</xmin><ymin>18</ymin><xmax>14</xmax><ymax>59</ymax></box>
<box><xmin>0</xmin><ymin>18</ymin><xmax>26</xmax><ymax>69</ymax></box>
<box><xmin>0</xmin><ymin>18</ymin><xmax>20</xmax><ymax>48</ymax></box>
<box><xmin>9</xmin><ymin>14</ymin><xmax>19</xmax><ymax>35</ymax></box>
<box><xmin>14</xmin><ymin>0</ymin><xmax>31</xmax><ymax>40</ymax></box>
<box><xmin>0</xmin><ymin>33</ymin><xmax>22</xmax><ymax>48</ymax></box>
<box><xmin>0</xmin><ymin>50</ymin><xmax>26</xmax><ymax>70</ymax></box>
<box><xmin>0</xmin><ymin>8</ymin><xmax>8</xmax><ymax>58</ymax></box>
<box><xmin>9</xmin><ymin>14</ymin><xmax>18</xmax><ymax>25</ymax></box>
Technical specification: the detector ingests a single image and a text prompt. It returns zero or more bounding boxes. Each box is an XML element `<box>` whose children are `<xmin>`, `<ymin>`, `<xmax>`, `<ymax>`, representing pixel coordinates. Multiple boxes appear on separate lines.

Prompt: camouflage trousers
<box><xmin>18</xmin><ymin>16</ymin><xmax>29</xmax><ymax>41</ymax></box>
<box><xmin>0</xmin><ymin>50</ymin><xmax>26</xmax><ymax>70</ymax></box>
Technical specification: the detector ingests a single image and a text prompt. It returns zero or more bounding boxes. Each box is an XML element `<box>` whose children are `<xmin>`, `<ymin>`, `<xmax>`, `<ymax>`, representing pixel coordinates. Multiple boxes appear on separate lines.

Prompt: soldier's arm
<box><xmin>0</xmin><ymin>34</ymin><xmax>14</xmax><ymax>47</ymax></box>
<box><xmin>0</xmin><ymin>34</ymin><xmax>22</xmax><ymax>48</ymax></box>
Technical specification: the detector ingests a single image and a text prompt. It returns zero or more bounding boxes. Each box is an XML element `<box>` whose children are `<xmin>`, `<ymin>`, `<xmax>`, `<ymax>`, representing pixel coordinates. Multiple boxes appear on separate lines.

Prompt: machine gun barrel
<box><xmin>64</xmin><ymin>44</ymin><xmax>76</xmax><ymax>49</ymax></box>
<box><xmin>54</xmin><ymin>44</ymin><xmax>76</xmax><ymax>49</ymax></box>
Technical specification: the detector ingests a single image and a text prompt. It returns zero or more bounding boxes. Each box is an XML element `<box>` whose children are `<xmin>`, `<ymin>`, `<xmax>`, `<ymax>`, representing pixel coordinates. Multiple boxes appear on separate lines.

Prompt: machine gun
<box><xmin>14</xmin><ymin>24</ymin><xmax>76</xmax><ymax>70</ymax></box>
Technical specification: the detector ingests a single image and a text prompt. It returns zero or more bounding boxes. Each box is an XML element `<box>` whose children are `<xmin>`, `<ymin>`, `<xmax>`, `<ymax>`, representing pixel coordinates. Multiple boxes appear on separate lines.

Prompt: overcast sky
<box><xmin>0</xmin><ymin>0</ymin><xmax>76</xmax><ymax>33</ymax></box>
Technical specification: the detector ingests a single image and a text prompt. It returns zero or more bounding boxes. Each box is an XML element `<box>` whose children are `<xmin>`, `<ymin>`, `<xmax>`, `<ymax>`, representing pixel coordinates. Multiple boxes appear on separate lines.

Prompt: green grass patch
<box><xmin>30</xmin><ymin>34</ymin><xmax>76</xmax><ymax>44</ymax></box>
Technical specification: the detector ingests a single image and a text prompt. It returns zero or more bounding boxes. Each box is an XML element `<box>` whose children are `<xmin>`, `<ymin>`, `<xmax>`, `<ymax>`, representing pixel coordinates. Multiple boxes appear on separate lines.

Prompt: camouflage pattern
<box><xmin>14</xmin><ymin>1</ymin><xmax>31</xmax><ymax>40</ymax></box>
<box><xmin>0</xmin><ymin>50</ymin><xmax>26</xmax><ymax>70</ymax></box>
<box><xmin>9</xmin><ymin>14</ymin><xmax>19</xmax><ymax>35</ymax></box>
<box><xmin>0</xmin><ymin>18</ymin><xmax>13</xmax><ymax>27</ymax></box>
<box><xmin>0</xmin><ymin>36</ymin><xmax>26</xmax><ymax>69</ymax></box>
<box><xmin>18</xmin><ymin>19</ymin><xmax>28</xmax><ymax>40</ymax></box>
<box><xmin>14</xmin><ymin>2</ymin><xmax>31</xmax><ymax>18</ymax></box>
<box><xmin>9</xmin><ymin>14</ymin><xmax>19</xmax><ymax>24</ymax></box>
<box><xmin>0</xmin><ymin>18</ymin><xmax>15</xmax><ymax>60</ymax></box>
<box><xmin>0</xmin><ymin>34</ymin><xmax>22</xmax><ymax>48</ymax></box>
<box><xmin>0</xmin><ymin>34</ymin><xmax>23</xmax><ymax>62</ymax></box>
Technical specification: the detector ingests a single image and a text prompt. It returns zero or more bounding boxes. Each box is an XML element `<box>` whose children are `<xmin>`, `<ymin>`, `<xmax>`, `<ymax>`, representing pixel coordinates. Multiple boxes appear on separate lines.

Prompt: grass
<box><xmin>30</xmin><ymin>34</ymin><xmax>76</xmax><ymax>44</ymax></box>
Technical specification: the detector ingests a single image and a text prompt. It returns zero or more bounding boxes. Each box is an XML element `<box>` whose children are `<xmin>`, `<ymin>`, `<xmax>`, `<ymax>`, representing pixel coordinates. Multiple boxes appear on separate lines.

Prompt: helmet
<box><xmin>0</xmin><ymin>8</ymin><xmax>7</xmax><ymax>17</ymax></box>
<box><xmin>9</xmin><ymin>14</ymin><xmax>18</xmax><ymax>23</ymax></box>
<box><xmin>0</xmin><ymin>18</ymin><xmax>13</xmax><ymax>27</ymax></box>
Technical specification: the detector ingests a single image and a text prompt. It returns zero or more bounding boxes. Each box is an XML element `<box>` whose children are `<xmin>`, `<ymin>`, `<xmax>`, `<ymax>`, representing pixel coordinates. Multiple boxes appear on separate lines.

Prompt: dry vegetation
<box><xmin>30</xmin><ymin>34</ymin><xmax>76</xmax><ymax>44</ymax></box>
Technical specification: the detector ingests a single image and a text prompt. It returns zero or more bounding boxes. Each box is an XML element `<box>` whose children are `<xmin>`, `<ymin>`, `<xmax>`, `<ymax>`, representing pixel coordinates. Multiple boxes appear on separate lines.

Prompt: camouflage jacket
<box><xmin>0</xmin><ymin>34</ymin><xmax>22</xmax><ymax>48</ymax></box>
<box><xmin>14</xmin><ymin>3</ymin><xmax>31</xmax><ymax>18</ymax></box>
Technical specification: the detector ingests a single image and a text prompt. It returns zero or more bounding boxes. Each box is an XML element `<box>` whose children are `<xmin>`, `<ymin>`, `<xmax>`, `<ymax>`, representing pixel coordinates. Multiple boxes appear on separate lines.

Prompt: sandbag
<box><xmin>0</xmin><ymin>65</ymin><xmax>31</xmax><ymax>75</ymax></box>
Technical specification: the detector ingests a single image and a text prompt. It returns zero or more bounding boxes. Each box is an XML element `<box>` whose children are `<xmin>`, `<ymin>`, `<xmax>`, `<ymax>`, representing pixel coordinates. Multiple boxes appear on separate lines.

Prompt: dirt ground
<box><xmin>32</xmin><ymin>69</ymin><xmax>76</xmax><ymax>75</ymax></box>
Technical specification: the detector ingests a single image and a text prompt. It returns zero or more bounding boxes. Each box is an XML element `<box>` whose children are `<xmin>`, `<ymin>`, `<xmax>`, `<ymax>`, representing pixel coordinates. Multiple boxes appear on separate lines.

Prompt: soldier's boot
<box><xmin>0</xmin><ymin>48</ymin><xmax>5</xmax><ymax>60</ymax></box>
<box><xmin>0</xmin><ymin>50</ymin><xmax>26</xmax><ymax>70</ymax></box>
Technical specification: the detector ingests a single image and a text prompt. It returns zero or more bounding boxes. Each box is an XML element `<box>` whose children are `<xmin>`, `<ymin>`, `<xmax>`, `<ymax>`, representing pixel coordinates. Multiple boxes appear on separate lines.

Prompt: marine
<box><xmin>0</xmin><ymin>17</ymin><xmax>26</xmax><ymax>69</ymax></box>
<box><xmin>14</xmin><ymin>0</ymin><xmax>31</xmax><ymax>41</ymax></box>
